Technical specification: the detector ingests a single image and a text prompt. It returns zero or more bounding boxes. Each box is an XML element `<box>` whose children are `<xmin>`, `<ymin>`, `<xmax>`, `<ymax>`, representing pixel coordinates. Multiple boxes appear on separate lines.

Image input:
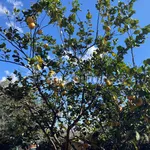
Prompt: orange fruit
<box><xmin>26</xmin><ymin>16</ymin><xmax>34</xmax><ymax>23</ymax></box>
<box><xmin>104</xmin><ymin>78</ymin><xmax>112</xmax><ymax>86</ymax></box>
<box><xmin>127</xmin><ymin>96</ymin><xmax>135</xmax><ymax>101</ymax></box>
<box><xmin>83</xmin><ymin>143</ymin><xmax>89</xmax><ymax>149</ymax></box>
<box><xmin>62</xmin><ymin>91</ymin><xmax>67</xmax><ymax>96</ymax></box>
<box><xmin>28</xmin><ymin>22</ymin><xmax>35</xmax><ymax>29</ymax></box>
<box><xmin>37</xmin><ymin>29</ymin><xmax>43</xmax><ymax>35</ymax></box>
<box><xmin>136</xmin><ymin>98</ymin><xmax>143</xmax><ymax>107</ymax></box>
<box><xmin>74</xmin><ymin>77</ymin><xmax>78</xmax><ymax>82</ymax></box>
<box><xmin>44</xmin><ymin>43</ymin><xmax>49</xmax><ymax>49</ymax></box>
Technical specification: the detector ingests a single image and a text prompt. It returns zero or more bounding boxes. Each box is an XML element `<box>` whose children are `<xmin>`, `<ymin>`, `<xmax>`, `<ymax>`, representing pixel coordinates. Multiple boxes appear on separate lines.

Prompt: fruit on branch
<box><xmin>54</xmin><ymin>78</ymin><xmax>58</xmax><ymax>84</ymax></box>
<box><xmin>112</xmin><ymin>95</ymin><xmax>117</xmax><ymax>101</ymax></box>
<box><xmin>43</xmin><ymin>43</ymin><xmax>49</xmax><ymax>49</ymax></box>
<box><xmin>105</xmin><ymin>26</ymin><xmax>111</xmax><ymax>32</ymax></box>
<box><xmin>28</xmin><ymin>22</ymin><xmax>36</xmax><ymax>29</ymax></box>
<box><xmin>104</xmin><ymin>78</ymin><xmax>112</xmax><ymax>86</ymax></box>
<box><xmin>127</xmin><ymin>95</ymin><xmax>136</xmax><ymax>101</ymax></box>
<box><xmin>26</xmin><ymin>16</ymin><xmax>34</xmax><ymax>23</ymax></box>
<box><xmin>37</xmin><ymin>29</ymin><xmax>43</xmax><ymax>35</ymax></box>
<box><xmin>48</xmin><ymin>70</ymin><xmax>55</xmax><ymax>77</ymax></box>
<box><xmin>62</xmin><ymin>91</ymin><xmax>67</xmax><ymax>96</ymax></box>
<box><xmin>136</xmin><ymin>98</ymin><xmax>143</xmax><ymax>107</ymax></box>
<box><xmin>74</xmin><ymin>77</ymin><xmax>79</xmax><ymax>82</ymax></box>
<box><xmin>59</xmin><ymin>82</ymin><xmax>65</xmax><ymax>88</ymax></box>
<box><xmin>119</xmin><ymin>106</ymin><xmax>123</xmax><ymax>112</ymax></box>
<box><xmin>83</xmin><ymin>143</ymin><xmax>89</xmax><ymax>149</ymax></box>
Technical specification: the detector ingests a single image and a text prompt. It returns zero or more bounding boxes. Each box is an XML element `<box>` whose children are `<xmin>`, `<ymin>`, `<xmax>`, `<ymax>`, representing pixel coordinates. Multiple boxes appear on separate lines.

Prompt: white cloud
<box><xmin>0</xmin><ymin>77</ymin><xmax>7</xmax><ymax>82</ymax></box>
<box><xmin>11</xmin><ymin>73</ymin><xmax>18</xmax><ymax>83</ymax></box>
<box><xmin>82</xmin><ymin>46</ymin><xmax>96</xmax><ymax>60</ymax></box>
<box><xmin>47</xmin><ymin>55</ymin><xmax>51</xmax><ymax>59</ymax></box>
<box><xmin>82</xmin><ymin>46</ymin><xmax>103</xmax><ymax>60</ymax></box>
<box><xmin>0</xmin><ymin>4</ymin><xmax>9</xmax><ymax>15</ymax></box>
<box><xmin>0</xmin><ymin>70</ymin><xmax>18</xmax><ymax>83</ymax></box>
<box><xmin>7</xmin><ymin>0</ymin><xmax>23</xmax><ymax>9</ymax></box>
<box><xmin>6</xmin><ymin>21</ymin><xmax>23</xmax><ymax>33</ymax></box>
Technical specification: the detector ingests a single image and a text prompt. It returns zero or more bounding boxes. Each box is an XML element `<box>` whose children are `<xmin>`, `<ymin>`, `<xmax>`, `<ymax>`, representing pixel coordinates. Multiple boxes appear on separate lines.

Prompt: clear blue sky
<box><xmin>0</xmin><ymin>0</ymin><xmax>150</xmax><ymax>80</ymax></box>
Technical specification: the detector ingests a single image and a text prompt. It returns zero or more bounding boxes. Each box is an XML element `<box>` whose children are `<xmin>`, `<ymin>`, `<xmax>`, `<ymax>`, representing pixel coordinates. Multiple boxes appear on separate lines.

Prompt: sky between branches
<box><xmin>0</xmin><ymin>0</ymin><xmax>150</xmax><ymax>82</ymax></box>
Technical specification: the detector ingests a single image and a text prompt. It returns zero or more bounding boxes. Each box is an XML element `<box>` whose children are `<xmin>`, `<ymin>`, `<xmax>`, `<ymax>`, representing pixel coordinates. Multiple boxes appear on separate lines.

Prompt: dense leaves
<box><xmin>0</xmin><ymin>0</ymin><xmax>150</xmax><ymax>150</ymax></box>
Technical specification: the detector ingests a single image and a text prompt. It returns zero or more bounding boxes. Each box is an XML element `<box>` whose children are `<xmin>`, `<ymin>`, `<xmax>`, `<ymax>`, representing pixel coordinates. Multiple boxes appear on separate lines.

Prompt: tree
<box><xmin>0</xmin><ymin>80</ymin><xmax>46</xmax><ymax>149</ymax></box>
<box><xmin>0</xmin><ymin>0</ymin><xmax>150</xmax><ymax>149</ymax></box>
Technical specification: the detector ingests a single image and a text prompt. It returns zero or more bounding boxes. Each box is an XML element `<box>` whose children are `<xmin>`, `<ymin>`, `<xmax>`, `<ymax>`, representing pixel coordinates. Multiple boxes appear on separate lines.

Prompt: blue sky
<box><xmin>0</xmin><ymin>0</ymin><xmax>150</xmax><ymax>81</ymax></box>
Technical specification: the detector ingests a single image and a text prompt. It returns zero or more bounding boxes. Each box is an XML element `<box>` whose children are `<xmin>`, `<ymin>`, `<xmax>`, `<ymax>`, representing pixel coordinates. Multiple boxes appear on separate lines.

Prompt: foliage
<box><xmin>0</xmin><ymin>0</ymin><xmax>150</xmax><ymax>149</ymax></box>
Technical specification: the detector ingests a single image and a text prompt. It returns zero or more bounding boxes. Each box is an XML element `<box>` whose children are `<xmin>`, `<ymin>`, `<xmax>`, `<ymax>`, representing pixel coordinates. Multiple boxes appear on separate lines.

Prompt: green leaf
<box><xmin>135</xmin><ymin>131</ymin><xmax>140</xmax><ymax>141</ymax></box>
<box><xmin>144</xmin><ymin>133</ymin><xmax>149</xmax><ymax>142</ymax></box>
<box><xmin>0</xmin><ymin>43</ymin><xmax>6</xmax><ymax>48</ymax></box>
<box><xmin>134</xmin><ymin>30</ymin><xmax>140</xmax><ymax>34</ymax></box>
<box><xmin>143</xmin><ymin>58</ymin><xmax>150</xmax><ymax>65</ymax></box>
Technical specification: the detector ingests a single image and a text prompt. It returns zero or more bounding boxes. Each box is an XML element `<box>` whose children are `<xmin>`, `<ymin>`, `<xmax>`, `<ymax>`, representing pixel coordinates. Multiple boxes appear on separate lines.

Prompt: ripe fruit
<box><xmin>44</xmin><ymin>43</ymin><xmax>49</xmax><ymax>49</ymax></box>
<box><xmin>66</xmin><ymin>83</ymin><xmax>72</xmax><ymax>90</ymax></box>
<box><xmin>62</xmin><ymin>91</ymin><xmax>67</xmax><ymax>96</ymax></box>
<box><xmin>104</xmin><ymin>78</ymin><xmax>112</xmax><ymax>86</ymax></box>
<box><xmin>36</xmin><ymin>47</ymin><xmax>42</xmax><ymax>53</ymax></box>
<box><xmin>37</xmin><ymin>29</ymin><xmax>43</xmax><ymax>35</ymax></box>
<box><xmin>105</xmin><ymin>26</ymin><xmax>111</xmax><ymax>32</ymax></box>
<box><xmin>119</xmin><ymin>106</ymin><xmax>123</xmax><ymax>112</ymax></box>
<box><xmin>54</xmin><ymin>78</ymin><xmax>58</xmax><ymax>84</ymax></box>
<box><xmin>46</xmin><ymin>79</ymin><xmax>51</xmax><ymax>84</ymax></box>
<box><xmin>48</xmin><ymin>70</ymin><xmax>55</xmax><ymax>77</ymax></box>
<box><xmin>28</xmin><ymin>22</ymin><xmax>35</xmax><ymax>29</ymax></box>
<box><xmin>136</xmin><ymin>98</ymin><xmax>143</xmax><ymax>107</ymax></box>
<box><xmin>112</xmin><ymin>95</ymin><xmax>117</xmax><ymax>101</ymax></box>
<box><xmin>59</xmin><ymin>82</ymin><xmax>65</xmax><ymax>88</ymax></box>
<box><xmin>74</xmin><ymin>77</ymin><xmax>78</xmax><ymax>82</ymax></box>
<box><xmin>127</xmin><ymin>95</ymin><xmax>135</xmax><ymax>101</ymax></box>
<box><xmin>68</xmin><ymin>105</ymin><xmax>72</xmax><ymax>109</ymax></box>
<box><xmin>83</xmin><ymin>143</ymin><xmax>89</xmax><ymax>149</ymax></box>
<box><xmin>85</xmin><ymin>120</ymin><xmax>90</xmax><ymax>125</ymax></box>
<box><xmin>36</xmin><ymin>64</ymin><xmax>41</xmax><ymax>70</ymax></box>
<box><xmin>26</xmin><ymin>16</ymin><xmax>34</xmax><ymax>23</ymax></box>
<box><xmin>129</xmin><ymin>103</ymin><xmax>136</xmax><ymax>111</ymax></box>
<box><xmin>36</xmin><ymin>56</ymin><xmax>43</xmax><ymax>64</ymax></box>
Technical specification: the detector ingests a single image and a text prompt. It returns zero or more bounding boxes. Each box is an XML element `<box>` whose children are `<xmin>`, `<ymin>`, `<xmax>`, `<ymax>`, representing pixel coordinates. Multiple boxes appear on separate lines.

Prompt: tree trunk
<box><xmin>65</xmin><ymin>129</ymin><xmax>70</xmax><ymax>150</ymax></box>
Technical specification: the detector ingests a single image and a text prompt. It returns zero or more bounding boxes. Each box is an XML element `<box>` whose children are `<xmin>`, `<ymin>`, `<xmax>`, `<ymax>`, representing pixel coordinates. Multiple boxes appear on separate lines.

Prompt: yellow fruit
<box><xmin>105</xmin><ymin>26</ymin><xmax>111</xmax><ymax>32</ymax></box>
<box><xmin>28</xmin><ymin>22</ymin><xmax>35</xmax><ymax>29</ymax></box>
<box><xmin>36</xmin><ymin>47</ymin><xmax>42</xmax><ymax>53</ymax></box>
<box><xmin>85</xmin><ymin>120</ymin><xmax>90</xmax><ymax>125</ymax></box>
<box><xmin>62</xmin><ymin>91</ymin><xmax>67</xmax><ymax>96</ymax></box>
<box><xmin>119</xmin><ymin>106</ymin><xmax>123</xmax><ymax>112</ymax></box>
<box><xmin>74</xmin><ymin>77</ymin><xmax>78</xmax><ymax>82</ymax></box>
<box><xmin>66</xmin><ymin>83</ymin><xmax>72</xmax><ymax>90</ymax></box>
<box><xmin>129</xmin><ymin>103</ymin><xmax>136</xmax><ymax>111</ymax></box>
<box><xmin>44</xmin><ymin>43</ymin><xmax>49</xmax><ymax>49</ymax></box>
<box><xmin>83</xmin><ymin>143</ymin><xmax>89</xmax><ymax>149</ymax></box>
<box><xmin>59</xmin><ymin>82</ymin><xmax>65</xmax><ymax>88</ymax></box>
<box><xmin>26</xmin><ymin>16</ymin><xmax>34</xmax><ymax>23</ymax></box>
<box><xmin>37</xmin><ymin>29</ymin><xmax>43</xmax><ymax>35</ymax></box>
<box><xmin>68</xmin><ymin>105</ymin><xmax>72</xmax><ymax>109</ymax></box>
<box><xmin>36</xmin><ymin>64</ymin><xmax>41</xmax><ymax>70</ymax></box>
<box><xmin>112</xmin><ymin>52</ymin><xmax>116</xmax><ymax>57</ymax></box>
<box><xmin>112</xmin><ymin>95</ymin><xmax>117</xmax><ymax>101</ymax></box>
<box><xmin>127</xmin><ymin>96</ymin><xmax>135</xmax><ymax>101</ymax></box>
<box><xmin>104</xmin><ymin>78</ymin><xmax>112</xmax><ymax>86</ymax></box>
<box><xmin>54</xmin><ymin>78</ymin><xmax>58</xmax><ymax>84</ymax></box>
<box><xmin>102</xmin><ymin>38</ymin><xmax>107</xmax><ymax>45</ymax></box>
<box><xmin>46</xmin><ymin>79</ymin><xmax>51</xmax><ymax>84</ymax></box>
<box><xmin>36</xmin><ymin>56</ymin><xmax>43</xmax><ymax>64</ymax></box>
<box><xmin>136</xmin><ymin>98</ymin><xmax>143</xmax><ymax>107</ymax></box>
<box><xmin>48</xmin><ymin>70</ymin><xmax>55</xmax><ymax>76</ymax></box>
